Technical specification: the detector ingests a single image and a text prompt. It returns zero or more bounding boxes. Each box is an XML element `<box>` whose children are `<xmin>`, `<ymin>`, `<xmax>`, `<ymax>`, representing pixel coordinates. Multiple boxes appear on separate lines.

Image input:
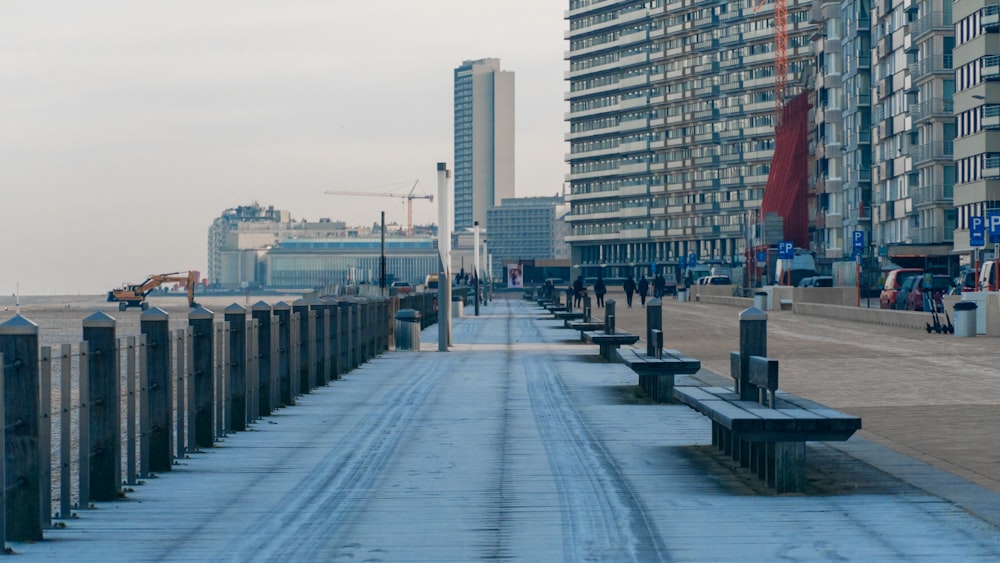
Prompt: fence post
<box><xmin>141</xmin><ymin>307</ymin><xmax>172</xmax><ymax>473</ymax></box>
<box><xmin>82</xmin><ymin>311</ymin><xmax>119</xmax><ymax>502</ymax></box>
<box><xmin>646</xmin><ymin>298</ymin><xmax>662</xmax><ymax>357</ymax></box>
<box><xmin>739</xmin><ymin>306</ymin><xmax>767</xmax><ymax>401</ymax></box>
<box><xmin>0</xmin><ymin>315</ymin><xmax>42</xmax><ymax>541</ymax></box>
<box><xmin>188</xmin><ymin>307</ymin><xmax>215</xmax><ymax>449</ymax></box>
<box><xmin>331</xmin><ymin>302</ymin><xmax>343</xmax><ymax>379</ymax></box>
<box><xmin>313</xmin><ymin>306</ymin><xmax>326</xmax><ymax>386</ymax></box>
<box><xmin>272</xmin><ymin>302</ymin><xmax>291</xmax><ymax>407</ymax></box>
<box><xmin>292</xmin><ymin>300</ymin><xmax>310</xmax><ymax>395</ymax></box>
<box><xmin>251</xmin><ymin>302</ymin><xmax>272</xmax><ymax>416</ymax></box>
<box><xmin>604</xmin><ymin>299</ymin><xmax>616</xmax><ymax>334</ymax></box>
<box><xmin>224</xmin><ymin>304</ymin><xmax>247</xmax><ymax>432</ymax></box>
<box><xmin>338</xmin><ymin>300</ymin><xmax>355</xmax><ymax>372</ymax></box>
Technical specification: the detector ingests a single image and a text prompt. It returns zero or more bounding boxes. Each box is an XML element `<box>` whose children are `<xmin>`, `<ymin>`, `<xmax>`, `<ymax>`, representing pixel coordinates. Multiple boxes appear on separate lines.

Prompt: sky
<box><xmin>0</xmin><ymin>1</ymin><xmax>570</xmax><ymax>295</ymax></box>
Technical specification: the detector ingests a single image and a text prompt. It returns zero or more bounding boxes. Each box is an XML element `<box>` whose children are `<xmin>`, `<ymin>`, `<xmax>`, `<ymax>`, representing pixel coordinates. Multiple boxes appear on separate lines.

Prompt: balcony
<box><xmin>985</xmin><ymin>105</ymin><xmax>1000</xmax><ymax>128</ymax></box>
<box><xmin>909</xmin><ymin>97</ymin><xmax>954</xmax><ymax>124</ymax></box>
<box><xmin>909</xmin><ymin>55</ymin><xmax>953</xmax><ymax>83</ymax></box>
<box><xmin>911</xmin><ymin>184</ymin><xmax>954</xmax><ymax>207</ymax></box>
<box><xmin>984</xmin><ymin>5</ymin><xmax>1000</xmax><ymax>31</ymax></box>
<box><xmin>982</xmin><ymin>55</ymin><xmax>1000</xmax><ymax>80</ymax></box>
<box><xmin>909</xmin><ymin>11</ymin><xmax>952</xmax><ymax>40</ymax></box>
<box><xmin>983</xmin><ymin>156</ymin><xmax>1000</xmax><ymax>178</ymax></box>
<box><xmin>909</xmin><ymin>141</ymin><xmax>954</xmax><ymax>166</ymax></box>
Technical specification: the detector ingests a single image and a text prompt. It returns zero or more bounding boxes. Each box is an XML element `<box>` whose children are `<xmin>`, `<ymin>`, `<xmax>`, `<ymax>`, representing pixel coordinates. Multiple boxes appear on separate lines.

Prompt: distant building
<box><xmin>265</xmin><ymin>239</ymin><xmax>440</xmax><ymax>289</ymax></box>
<box><xmin>485</xmin><ymin>196</ymin><xmax>570</xmax><ymax>280</ymax></box>
<box><xmin>207</xmin><ymin>203</ymin><xmax>438</xmax><ymax>289</ymax></box>
<box><xmin>454</xmin><ymin>58</ymin><xmax>515</xmax><ymax>231</ymax></box>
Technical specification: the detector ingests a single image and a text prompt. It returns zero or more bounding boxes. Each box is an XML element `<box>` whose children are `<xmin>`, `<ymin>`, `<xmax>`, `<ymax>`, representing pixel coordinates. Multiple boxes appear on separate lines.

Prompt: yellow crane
<box><xmin>324</xmin><ymin>181</ymin><xmax>433</xmax><ymax>236</ymax></box>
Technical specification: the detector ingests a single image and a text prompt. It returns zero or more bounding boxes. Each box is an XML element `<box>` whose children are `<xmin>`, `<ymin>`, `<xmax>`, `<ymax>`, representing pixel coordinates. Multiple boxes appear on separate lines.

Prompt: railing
<box><xmin>0</xmin><ymin>293</ymin><xmax>436</xmax><ymax>543</ymax></box>
<box><xmin>911</xmin><ymin>184</ymin><xmax>954</xmax><ymax>207</ymax></box>
<box><xmin>909</xmin><ymin>54</ymin><xmax>953</xmax><ymax>82</ymax></box>
<box><xmin>909</xmin><ymin>141</ymin><xmax>954</xmax><ymax>165</ymax></box>
<box><xmin>909</xmin><ymin>98</ymin><xmax>954</xmax><ymax>123</ymax></box>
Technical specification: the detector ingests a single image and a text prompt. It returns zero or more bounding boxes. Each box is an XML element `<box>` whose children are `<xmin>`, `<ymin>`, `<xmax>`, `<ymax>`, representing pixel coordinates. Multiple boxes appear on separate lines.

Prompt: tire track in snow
<box><xmin>228</xmin><ymin>353</ymin><xmax>457</xmax><ymax>561</ymax></box>
<box><xmin>524</xmin><ymin>355</ymin><xmax>668</xmax><ymax>562</ymax></box>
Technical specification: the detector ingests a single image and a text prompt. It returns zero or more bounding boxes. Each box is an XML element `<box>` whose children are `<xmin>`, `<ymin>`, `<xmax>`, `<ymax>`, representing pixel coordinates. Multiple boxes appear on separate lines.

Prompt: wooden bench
<box><xmin>553</xmin><ymin>311</ymin><xmax>584</xmax><ymax>324</ymax></box>
<box><xmin>582</xmin><ymin>331</ymin><xmax>640</xmax><ymax>361</ymax></box>
<box><xmin>567</xmin><ymin>320</ymin><xmax>604</xmax><ymax>340</ymax></box>
<box><xmin>616</xmin><ymin>347</ymin><xmax>700</xmax><ymax>402</ymax></box>
<box><xmin>673</xmin><ymin>353</ymin><xmax>861</xmax><ymax>494</ymax></box>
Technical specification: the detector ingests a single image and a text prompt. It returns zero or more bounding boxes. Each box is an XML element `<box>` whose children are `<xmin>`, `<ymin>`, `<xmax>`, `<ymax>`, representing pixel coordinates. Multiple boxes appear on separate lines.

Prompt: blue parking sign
<box><xmin>688</xmin><ymin>253</ymin><xmax>697</xmax><ymax>266</ymax></box>
<box><xmin>990</xmin><ymin>212</ymin><xmax>1000</xmax><ymax>244</ymax></box>
<box><xmin>778</xmin><ymin>241</ymin><xmax>793</xmax><ymax>260</ymax></box>
<box><xmin>970</xmin><ymin>216</ymin><xmax>985</xmax><ymax>247</ymax></box>
<box><xmin>679</xmin><ymin>256</ymin><xmax>687</xmax><ymax>269</ymax></box>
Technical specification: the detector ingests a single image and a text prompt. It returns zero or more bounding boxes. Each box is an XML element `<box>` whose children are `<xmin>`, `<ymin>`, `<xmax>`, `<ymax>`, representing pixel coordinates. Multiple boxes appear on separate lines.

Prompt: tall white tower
<box><xmin>453</xmin><ymin>58</ymin><xmax>515</xmax><ymax>231</ymax></box>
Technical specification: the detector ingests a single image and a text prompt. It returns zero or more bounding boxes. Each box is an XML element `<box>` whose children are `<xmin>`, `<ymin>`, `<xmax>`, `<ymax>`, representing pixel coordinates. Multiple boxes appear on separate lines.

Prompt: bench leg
<box><xmin>654</xmin><ymin>374</ymin><xmax>674</xmax><ymax>403</ymax></box>
<box><xmin>768</xmin><ymin>441</ymin><xmax>806</xmax><ymax>494</ymax></box>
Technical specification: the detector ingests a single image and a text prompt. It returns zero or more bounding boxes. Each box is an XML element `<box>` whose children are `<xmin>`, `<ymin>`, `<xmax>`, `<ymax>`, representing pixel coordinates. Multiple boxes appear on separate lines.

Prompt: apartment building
<box><xmin>453</xmin><ymin>58</ymin><xmax>516</xmax><ymax>232</ymax></box>
<box><xmin>953</xmin><ymin>0</ymin><xmax>1000</xmax><ymax>260</ymax></box>
<box><xmin>565</xmin><ymin>0</ymin><xmax>816</xmax><ymax>279</ymax></box>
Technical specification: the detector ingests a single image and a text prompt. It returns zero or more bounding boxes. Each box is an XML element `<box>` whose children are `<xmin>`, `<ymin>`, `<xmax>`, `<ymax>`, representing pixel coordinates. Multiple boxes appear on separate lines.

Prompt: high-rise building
<box><xmin>565</xmin><ymin>0</ymin><xmax>815</xmax><ymax>280</ymax></box>
<box><xmin>870</xmin><ymin>0</ymin><xmax>955</xmax><ymax>268</ymax></box>
<box><xmin>953</xmin><ymin>1</ymin><xmax>1000</xmax><ymax>264</ymax></box>
<box><xmin>453</xmin><ymin>58</ymin><xmax>516</xmax><ymax>231</ymax></box>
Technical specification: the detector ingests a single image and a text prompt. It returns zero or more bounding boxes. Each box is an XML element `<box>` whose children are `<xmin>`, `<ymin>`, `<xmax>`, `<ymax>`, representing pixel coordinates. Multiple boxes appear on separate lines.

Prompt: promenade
<box><xmin>15</xmin><ymin>296</ymin><xmax>1000</xmax><ymax>561</ymax></box>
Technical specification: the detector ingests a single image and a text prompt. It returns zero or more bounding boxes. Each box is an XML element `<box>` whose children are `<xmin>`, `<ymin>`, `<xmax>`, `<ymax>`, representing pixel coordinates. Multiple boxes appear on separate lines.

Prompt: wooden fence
<box><xmin>0</xmin><ymin>292</ymin><xmax>437</xmax><ymax>545</ymax></box>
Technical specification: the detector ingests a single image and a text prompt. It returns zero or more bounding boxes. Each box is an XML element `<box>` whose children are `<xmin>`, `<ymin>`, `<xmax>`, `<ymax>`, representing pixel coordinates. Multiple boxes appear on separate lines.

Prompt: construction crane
<box><xmin>756</xmin><ymin>0</ymin><xmax>788</xmax><ymax>129</ymax></box>
<box><xmin>324</xmin><ymin>181</ymin><xmax>433</xmax><ymax>236</ymax></box>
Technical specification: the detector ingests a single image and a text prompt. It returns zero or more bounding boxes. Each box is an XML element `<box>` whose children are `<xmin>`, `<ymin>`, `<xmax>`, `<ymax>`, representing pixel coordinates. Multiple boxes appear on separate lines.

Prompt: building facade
<box><xmin>565</xmin><ymin>0</ymin><xmax>816</xmax><ymax>280</ymax></box>
<box><xmin>485</xmin><ymin>196</ymin><xmax>571</xmax><ymax>279</ymax></box>
<box><xmin>953</xmin><ymin>0</ymin><xmax>1000</xmax><ymax>263</ymax></box>
<box><xmin>454</xmin><ymin>58</ymin><xmax>516</xmax><ymax>231</ymax></box>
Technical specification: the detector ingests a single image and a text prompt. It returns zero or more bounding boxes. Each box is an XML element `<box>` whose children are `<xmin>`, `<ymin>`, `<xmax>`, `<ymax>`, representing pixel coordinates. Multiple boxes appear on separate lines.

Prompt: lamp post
<box><xmin>473</xmin><ymin>221</ymin><xmax>481</xmax><ymax>316</ymax></box>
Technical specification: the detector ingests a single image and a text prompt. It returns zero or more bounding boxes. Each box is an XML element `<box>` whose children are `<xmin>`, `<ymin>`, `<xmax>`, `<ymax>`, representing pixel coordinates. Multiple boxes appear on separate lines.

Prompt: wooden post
<box><xmin>0</xmin><ymin>315</ymin><xmax>42</xmax><ymax>541</ymax></box>
<box><xmin>332</xmin><ymin>303</ymin><xmax>344</xmax><ymax>379</ymax></box>
<box><xmin>646</xmin><ymin>298</ymin><xmax>662</xmax><ymax>357</ymax></box>
<box><xmin>314</xmin><ymin>305</ymin><xmax>327</xmax><ymax>385</ymax></box>
<box><xmin>338</xmin><ymin>300</ymin><xmax>355</xmax><ymax>371</ymax></box>
<box><xmin>141</xmin><ymin>307</ymin><xmax>172</xmax><ymax>473</ymax></box>
<box><xmin>82</xmin><ymin>311</ymin><xmax>119</xmax><ymax>502</ymax></box>
<box><xmin>605</xmin><ymin>299</ymin><xmax>616</xmax><ymax>334</ymax></box>
<box><xmin>250</xmin><ymin>302</ymin><xmax>272</xmax><ymax>416</ymax></box>
<box><xmin>582</xmin><ymin>294</ymin><xmax>591</xmax><ymax>323</ymax></box>
<box><xmin>773</xmin><ymin>442</ymin><xmax>807</xmax><ymax>493</ymax></box>
<box><xmin>272</xmin><ymin>302</ymin><xmax>292</xmax><ymax>407</ymax></box>
<box><xmin>224</xmin><ymin>304</ymin><xmax>247</xmax><ymax>432</ymax></box>
<box><xmin>292</xmin><ymin>300</ymin><xmax>310</xmax><ymax>394</ymax></box>
<box><xmin>738</xmin><ymin>306</ymin><xmax>767</xmax><ymax>401</ymax></box>
<box><xmin>188</xmin><ymin>307</ymin><xmax>215</xmax><ymax>449</ymax></box>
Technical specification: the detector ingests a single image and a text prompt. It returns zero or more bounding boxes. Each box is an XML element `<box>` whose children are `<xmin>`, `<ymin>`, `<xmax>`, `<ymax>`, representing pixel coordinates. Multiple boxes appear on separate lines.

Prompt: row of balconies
<box><xmin>909</xmin><ymin>98</ymin><xmax>954</xmax><ymax>124</ymax></box>
<box><xmin>909</xmin><ymin>11</ymin><xmax>952</xmax><ymax>41</ymax></box>
<box><xmin>909</xmin><ymin>141</ymin><xmax>954</xmax><ymax>166</ymax></box>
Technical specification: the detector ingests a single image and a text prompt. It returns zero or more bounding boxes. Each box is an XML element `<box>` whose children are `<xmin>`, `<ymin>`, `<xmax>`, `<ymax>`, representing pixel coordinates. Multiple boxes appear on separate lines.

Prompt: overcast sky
<box><xmin>0</xmin><ymin>1</ymin><xmax>569</xmax><ymax>295</ymax></box>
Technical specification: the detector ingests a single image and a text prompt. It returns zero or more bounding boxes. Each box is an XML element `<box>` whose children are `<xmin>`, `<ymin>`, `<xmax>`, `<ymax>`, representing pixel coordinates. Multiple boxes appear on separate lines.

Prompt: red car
<box><xmin>879</xmin><ymin>268</ymin><xmax>923</xmax><ymax>309</ymax></box>
<box><xmin>903</xmin><ymin>275</ymin><xmax>952</xmax><ymax>312</ymax></box>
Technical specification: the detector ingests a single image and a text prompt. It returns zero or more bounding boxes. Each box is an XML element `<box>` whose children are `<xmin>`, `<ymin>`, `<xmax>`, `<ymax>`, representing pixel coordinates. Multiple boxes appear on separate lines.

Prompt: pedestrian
<box><xmin>594</xmin><ymin>275</ymin><xmax>607</xmax><ymax>308</ymax></box>
<box><xmin>623</xmin><ymin>274</ymin><xmax>636</xmax><ymax>307</ymax></box>
<box><xmin>653</xmin><ymin>273</ymin><xmax>665</xmax><ymax>298</ymax></box>
<box><xmin>573</xmin><ymin>275</ymin><xmax>585</xmax><ymax>307</ymax></box>
<box><xmin>638</xmin><ymin>275</ymin><xmax>649</xmax><ymax>306</ymax></box>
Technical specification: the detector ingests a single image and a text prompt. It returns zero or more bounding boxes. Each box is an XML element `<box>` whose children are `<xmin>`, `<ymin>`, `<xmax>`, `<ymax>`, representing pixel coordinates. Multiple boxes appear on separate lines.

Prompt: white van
<box><xmin>979</xmin><ymin>260</ymin><xmax>999</xmax><ymax>291</ymax></box>
<box><xmin>773</xmin><ymin>250</ymin><xmax>818</xmax><ymax>286</ymax></box>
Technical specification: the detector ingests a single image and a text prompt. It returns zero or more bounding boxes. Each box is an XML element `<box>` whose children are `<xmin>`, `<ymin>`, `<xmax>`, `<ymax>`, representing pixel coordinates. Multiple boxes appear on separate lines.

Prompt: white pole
<box><xmin>437</xmin><ymin>163</ymin><xmax>452</xmax><ymax>350</ymax></box>
<box><xmin>474</xmin><ymin>222</ymin><xmax>481</xmax><ymax>316</ymax></box>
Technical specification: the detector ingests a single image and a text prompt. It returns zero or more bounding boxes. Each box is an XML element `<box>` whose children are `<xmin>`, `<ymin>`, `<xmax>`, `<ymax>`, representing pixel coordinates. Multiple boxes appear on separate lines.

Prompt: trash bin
<box><xmin>395</xmin><ymin>309</ymin><xmax>422</xmax><ymax>350</ymax></box>
<box><xmin>452</xmin><ymin>295</ymin><xmax>463</xmax><ymax>318</ymax></box>
<box><xmin>754</xmin><ymin>291</ymin><xmax>768</xmax><ymax>311</ymax></box>
<box><xmin>677</xmin><ymin>288</ymin><xmax>688</xmax><ymax>302</ymax></box>
<box><xmin>954</xmin><ymin>302</ymin><xmax>977</xmax><ymax>338</ymax></box>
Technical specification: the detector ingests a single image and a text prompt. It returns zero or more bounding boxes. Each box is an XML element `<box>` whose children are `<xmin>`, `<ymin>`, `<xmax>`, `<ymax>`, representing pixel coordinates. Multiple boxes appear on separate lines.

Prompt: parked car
<box><xmin>879</xmin><ymin>268</ymin><xmax>923</xmax><ymax>309</ymax></box>
<box><xmin>701</xmin><ymin>275</ymin><xmax>732</xmax><ymax>285</ymax></box>
<box><xmin>904</xmin><ymin>274</ymin><xmax>952</xmax><ymax>311</ymax></box>
<box><xmin>894</xmin><ymin>275</ymin><xmax>919</xmax><ymax>309</ymax></box>
<box><xmin>390</xmin><ymin>281</ymin><xmax>412</xmax><ymax>295</ymax></box>
<box><xmin>797</xmin><ymin>276</ymin><xmax>833</xmax><ymax>287</ymax></box>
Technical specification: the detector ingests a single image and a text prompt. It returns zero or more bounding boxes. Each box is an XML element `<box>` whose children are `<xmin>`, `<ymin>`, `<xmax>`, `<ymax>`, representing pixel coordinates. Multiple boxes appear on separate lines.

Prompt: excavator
<box><xmin>107</xmin><ymin>271</ymin><xmax>200</xmax><ymax>311</ymax></box>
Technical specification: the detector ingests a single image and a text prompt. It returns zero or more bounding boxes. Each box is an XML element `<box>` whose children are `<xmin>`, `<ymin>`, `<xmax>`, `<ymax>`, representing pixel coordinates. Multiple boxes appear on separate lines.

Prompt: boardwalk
<box><xmin>16</xmin><ymin>297</ymin><xmax>1000</xmax><ymax>561</ymax></box>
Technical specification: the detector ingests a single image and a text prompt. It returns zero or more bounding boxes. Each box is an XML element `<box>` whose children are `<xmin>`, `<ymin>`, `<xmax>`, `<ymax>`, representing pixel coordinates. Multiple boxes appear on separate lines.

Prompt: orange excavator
<box><xmin>107</xmin><ymin>271</ymin><xmax>200</xmax><ymax>311</ymax></box>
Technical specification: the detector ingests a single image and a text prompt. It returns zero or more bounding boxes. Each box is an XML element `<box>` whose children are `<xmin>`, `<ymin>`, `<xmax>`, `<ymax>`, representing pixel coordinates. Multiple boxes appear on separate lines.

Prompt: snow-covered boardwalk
<box><xmin>17</xmin><ymin>298</ymin><xmax>1000</xmax><ymax>561</ymax></box>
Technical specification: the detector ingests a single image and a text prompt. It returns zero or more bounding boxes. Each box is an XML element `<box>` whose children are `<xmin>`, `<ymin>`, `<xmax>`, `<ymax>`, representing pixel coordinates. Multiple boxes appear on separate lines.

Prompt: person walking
<box><xmin>623</xmin><ymin>274</ymin><xmax>637</xmax><ymax>308</ymax></box>
<box><xmin>638</xmin><ymin>275</ymin><xmax>650</xmax><ymax>307</ymax></box>
<box><xmin>573</xmin><ymin>275</ymin><xmax>585</xmax><ymax>308</ymax></box>
<box><xmin>594</xmin><ymin>275</ymin><xmax>607</xmax><ymax>308</ymax></box>
<box><xmin>653</xmin><ymin>273</ymin><xmax>665</xmax><ymax>299</ymax></box>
